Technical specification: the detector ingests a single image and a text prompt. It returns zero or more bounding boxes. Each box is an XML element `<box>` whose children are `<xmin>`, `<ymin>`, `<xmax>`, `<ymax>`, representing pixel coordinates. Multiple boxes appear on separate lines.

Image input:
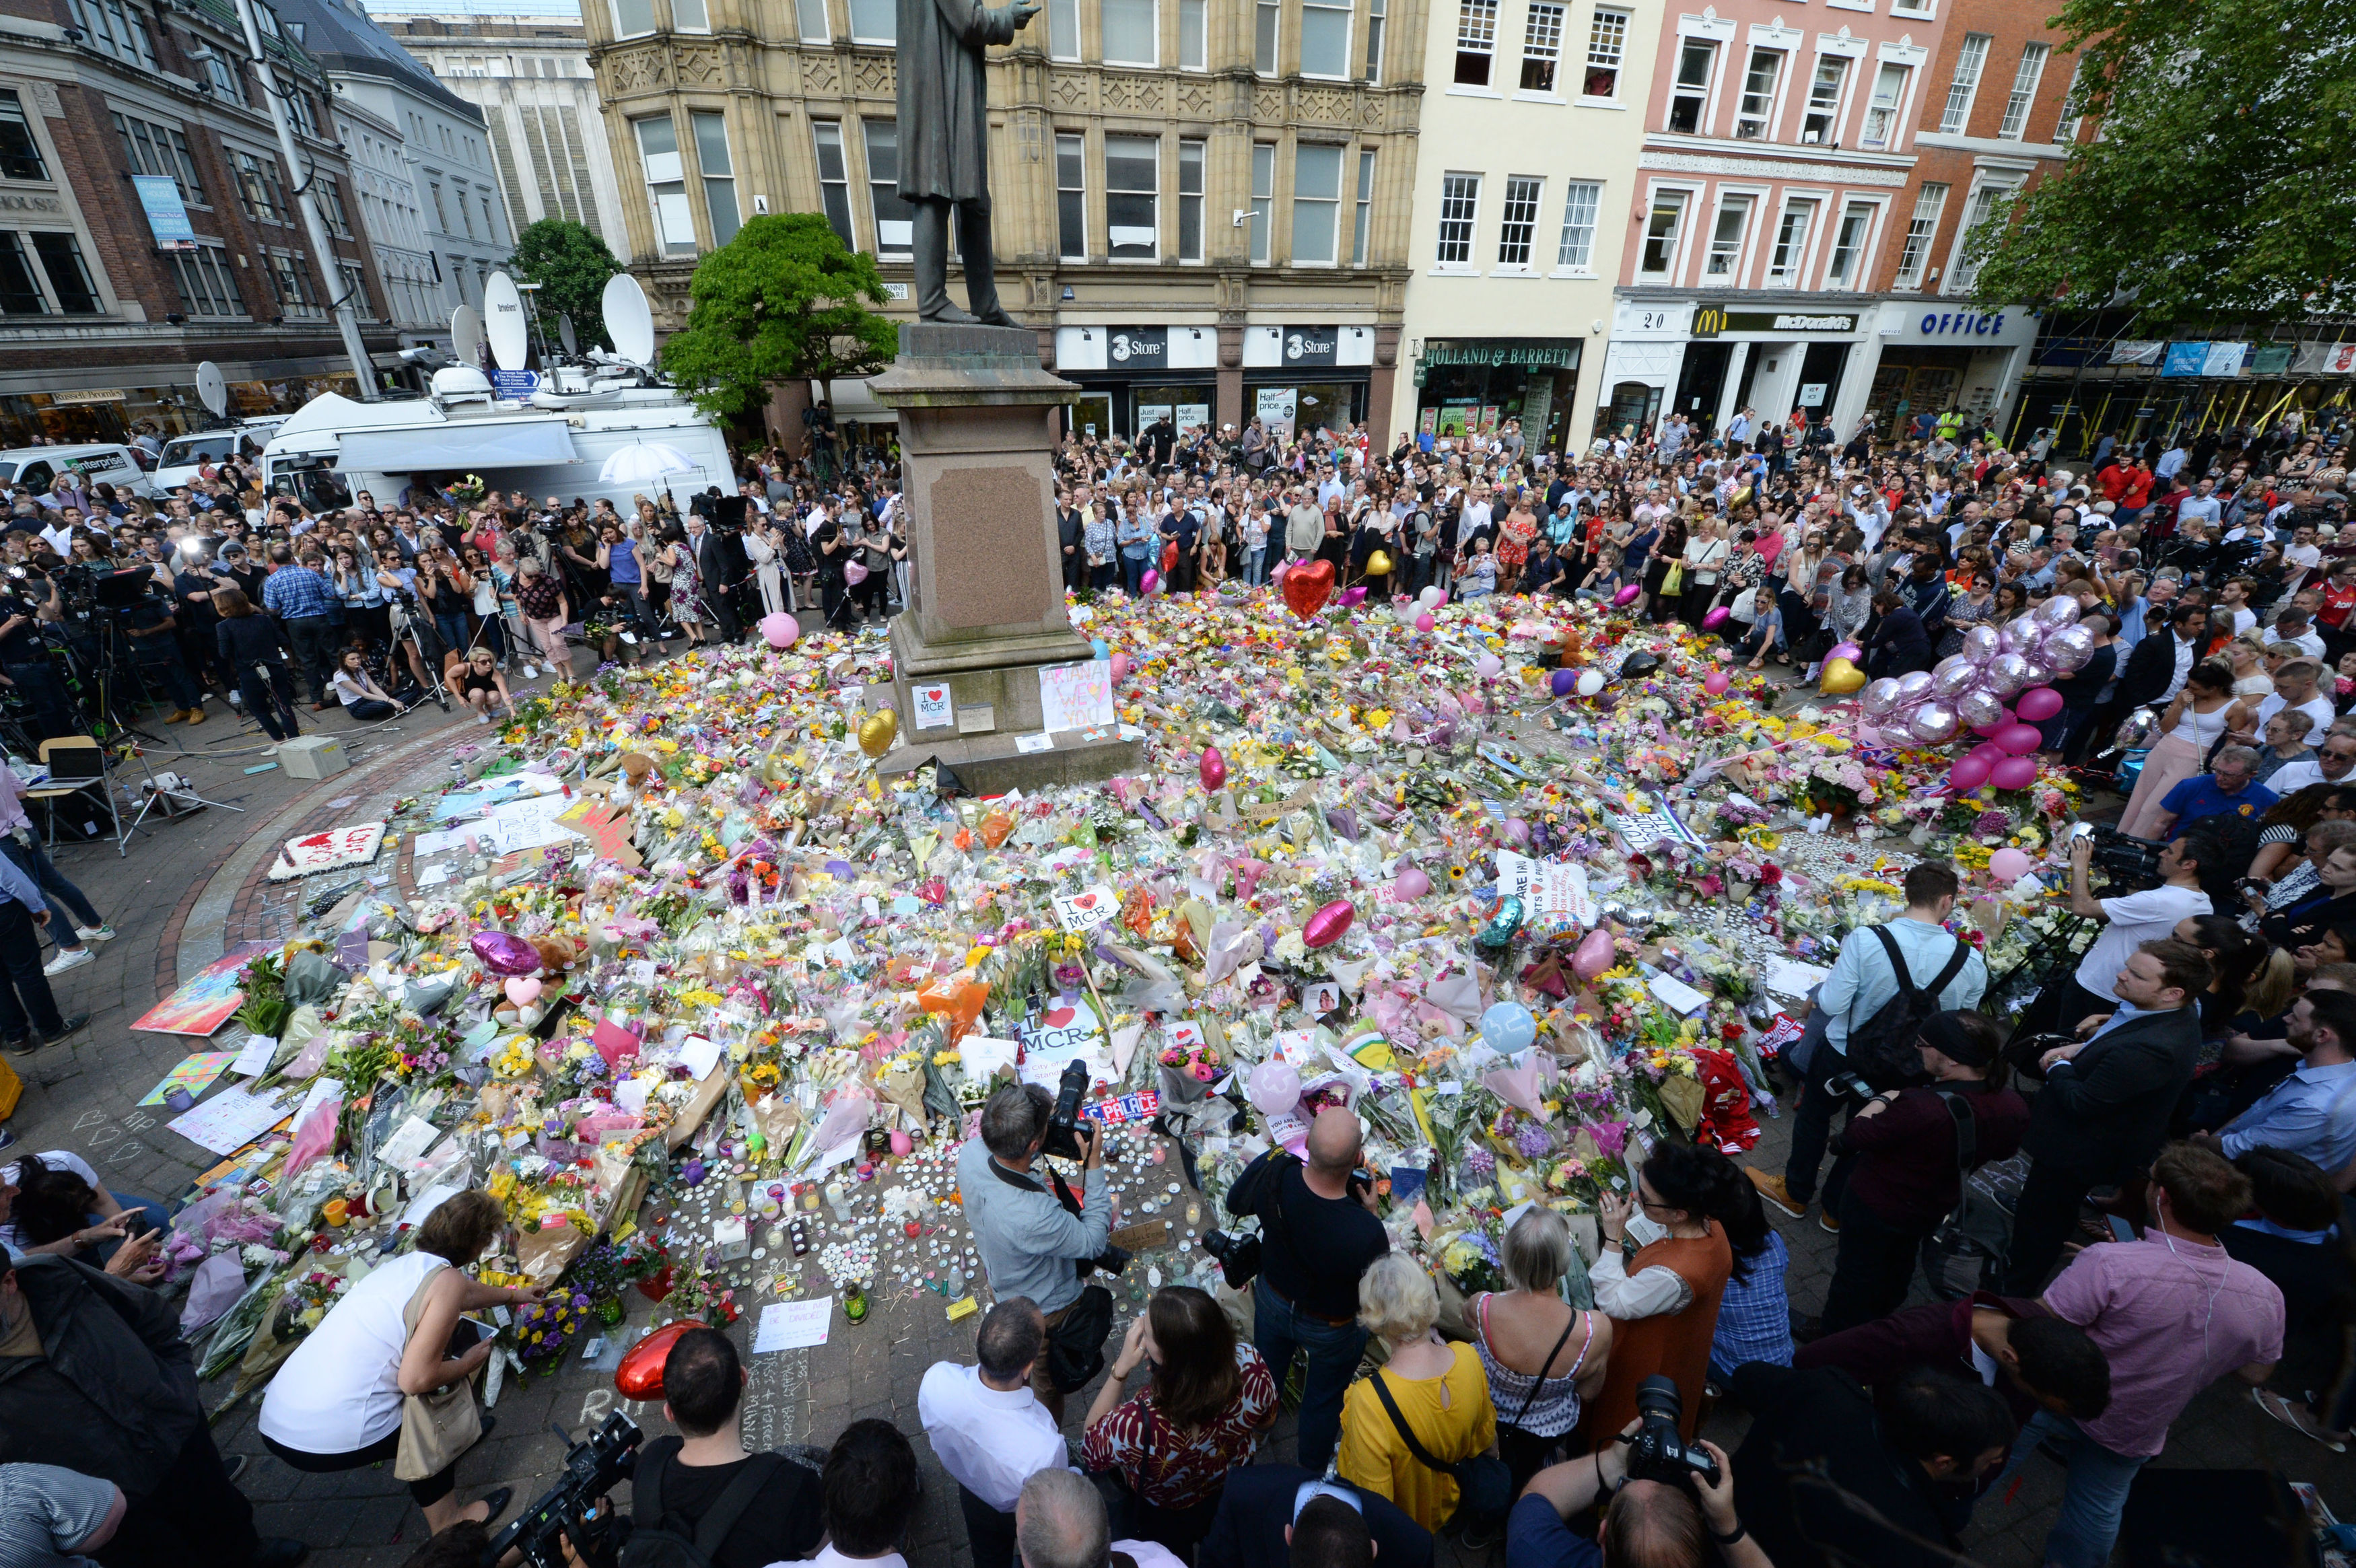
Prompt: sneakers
<box><xmin>1745</xmin><ymin>1168</ymin><xmax>1806</xmax><ymax>1219</ymax></box>
<box><xmin>1819</xmin><ymin>1210</ymin><xmax>1842</xmax><ymax>1236</ymax></box>
<box><xmin>477</xmin><ymin>713</ymin><xmax>491</xmax><ymax>725</ymax></box>
<box><xmin>74</xmin><ymin>924</ymin><xmax>112</xmax><ymax>943</ymax></box>
<box><xmin>261</xmin><ymin>746</ymin><xmax>280</xmax><ymax>758</ymax></box>
<box><xmin>42</xmin><ymin>948</ymin><xmax>92</xmax><ymax>976</ymax></box>
<box><xmin>44</xmin><ymin>1011</ymin><xmax>88</xmax><ymax>1044</ymax></box>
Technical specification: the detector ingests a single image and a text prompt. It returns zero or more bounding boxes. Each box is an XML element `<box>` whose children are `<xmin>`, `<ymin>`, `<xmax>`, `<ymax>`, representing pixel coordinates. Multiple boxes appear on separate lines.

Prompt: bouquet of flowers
<box><xmin>512</xmin><ymin>1289</ymin><xmax>594</xmax><ymax>1370</ymax></box>
<box><xmin>564</xmin><ymin>1234</ymin><xmax>667</xmax><ymax>1323</ymax></box>
<box><xmin>270</xmin><ymin>1267</ymin><xmax>353</xmax><ymax>1344</ymax></box>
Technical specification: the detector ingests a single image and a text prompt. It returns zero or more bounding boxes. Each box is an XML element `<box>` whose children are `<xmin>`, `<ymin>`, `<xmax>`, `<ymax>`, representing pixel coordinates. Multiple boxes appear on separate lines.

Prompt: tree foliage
<box><xmin>506</xmin><ymin>219</ymin><xmax>625</xmax><ymax>354</ymax></box>
<box><xmin>658</xmin><ymin>214</ymin><xmax>899</xmax><ymax>421</ymax></box>
<box><xmin>1964</xmin><ymin>0</ymin><xmax>2356</xmax><ymax>324</ymax></box>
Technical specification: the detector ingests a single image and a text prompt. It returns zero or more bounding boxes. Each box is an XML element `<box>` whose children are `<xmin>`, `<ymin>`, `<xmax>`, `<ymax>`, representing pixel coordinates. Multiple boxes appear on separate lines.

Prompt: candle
<box><xmin>323</xmin><ymin>1199</ymin><xmax>349</xmax><ymax>1227</ymax></box>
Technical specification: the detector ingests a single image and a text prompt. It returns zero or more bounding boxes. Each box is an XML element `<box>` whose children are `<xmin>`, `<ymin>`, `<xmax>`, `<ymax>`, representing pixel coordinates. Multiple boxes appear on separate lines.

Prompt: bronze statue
<box><xmin>896</xmin><ymin>0</ymin><xmax>1039</xmax><ymax>324</ymax></box>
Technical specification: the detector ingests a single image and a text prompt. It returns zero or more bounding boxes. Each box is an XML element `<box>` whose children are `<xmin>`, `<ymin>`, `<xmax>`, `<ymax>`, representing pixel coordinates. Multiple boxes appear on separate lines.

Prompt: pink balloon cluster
<box><xmin>1857</xmin><ymin>597</ymin><xmax>2095</xmax><ymax>775</ymax></box>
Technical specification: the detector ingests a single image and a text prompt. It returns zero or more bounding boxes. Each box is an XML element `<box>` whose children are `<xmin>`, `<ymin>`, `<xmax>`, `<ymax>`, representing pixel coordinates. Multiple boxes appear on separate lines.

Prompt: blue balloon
<box><xmin>1092</xmin><ymin>639</ymin><xmax>1111</xmax><ymax>659</ymax></box>
<box><xmin>1479</xmin><ymin>1001</ymin><xmax>1539</xmax><ymax>1055</ymax></box>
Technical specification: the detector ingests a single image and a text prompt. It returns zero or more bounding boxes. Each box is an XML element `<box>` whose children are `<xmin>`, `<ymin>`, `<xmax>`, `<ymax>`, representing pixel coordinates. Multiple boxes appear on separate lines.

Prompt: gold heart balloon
<box><xmin>1817</xmin><ymin>657</ymin><xmax>1867</xmax><ymax>696</ymax></box>
<box><xmin>858</xmin><ymin>709</ymin><xmax>898</xmax><ymax>758</ymax></box>
<box><xmin>1365</xmin><ymin>549</ymin><xmax>1393</xmax><ymax>577</ymax></box>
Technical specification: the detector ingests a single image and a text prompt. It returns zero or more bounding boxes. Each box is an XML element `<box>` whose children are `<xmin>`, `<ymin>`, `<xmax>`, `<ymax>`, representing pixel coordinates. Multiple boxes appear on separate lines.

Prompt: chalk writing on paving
<box><xmin>71</xmin><ymin>1106</ymin><xmax>157</xmax><ymax>1167</ymax></box>
<box><xmin>738</xmin><ymin>1342</ymin><xmax>810</xmax><ymax>1452</ymax></box>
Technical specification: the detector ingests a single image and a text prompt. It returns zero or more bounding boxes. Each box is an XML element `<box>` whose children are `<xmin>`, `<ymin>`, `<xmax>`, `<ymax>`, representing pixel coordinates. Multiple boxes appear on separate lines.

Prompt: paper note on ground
<box><xmin>753</xmin><ymin>1297</ymin><xmax>834</xmax><ymax>1353</ymax></box>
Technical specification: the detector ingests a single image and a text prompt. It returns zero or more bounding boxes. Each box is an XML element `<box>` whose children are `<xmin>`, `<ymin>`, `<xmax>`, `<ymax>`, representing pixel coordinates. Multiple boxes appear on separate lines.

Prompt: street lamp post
<box><xmin>232</xmin><ymin>0</ymin><xmax>379</xmax><ymax>401</ymax></box>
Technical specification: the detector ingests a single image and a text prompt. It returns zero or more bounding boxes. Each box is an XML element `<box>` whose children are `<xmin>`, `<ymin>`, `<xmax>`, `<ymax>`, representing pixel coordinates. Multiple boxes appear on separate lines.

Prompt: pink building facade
<box><xmin>1593</xmin><ymin>0</ymin><xmax>2036</xmax><ymax>441</ymax></box>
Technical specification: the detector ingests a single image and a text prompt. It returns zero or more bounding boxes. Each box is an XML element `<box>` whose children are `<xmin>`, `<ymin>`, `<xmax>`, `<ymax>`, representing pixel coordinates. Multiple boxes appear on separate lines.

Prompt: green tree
<box><xmin>1964</xmin><ymin>0</ymin><xmax>2356</xmax><ymax>322</ymax></box>
<box><xmin>507</xmin><ymin>219</ymin><xmax>625</xmax><ymax>353</ymax></box>
<box><xmin>659</xmin><ymin>213</ymin><xmax>898</xmax><ymax>421</ymax></box>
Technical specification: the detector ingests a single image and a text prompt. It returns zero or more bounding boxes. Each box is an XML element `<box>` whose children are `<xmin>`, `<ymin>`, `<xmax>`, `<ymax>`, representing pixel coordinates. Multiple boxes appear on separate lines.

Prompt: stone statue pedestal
<box><xmin>872</xmin><ymin>324</ymin><xmax>1143</xmax><ymax>793</ymax></box>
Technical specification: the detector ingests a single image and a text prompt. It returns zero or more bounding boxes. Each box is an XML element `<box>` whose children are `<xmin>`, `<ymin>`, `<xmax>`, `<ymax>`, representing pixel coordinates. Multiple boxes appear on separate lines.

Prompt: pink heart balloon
<box><xmin>1199</xmin><ymin>745</ymin><xmax>1227</xmax><ymax>792</ymax></box>
<box><xmin>504</xmin><ymin>976</ymin><xmax>543</xmax><ymax>1006</ymax></box>
<box><xmin>1572</xmin><ymin>926</ymin><xmax>1616</xmax><ymax>981</ymax></box>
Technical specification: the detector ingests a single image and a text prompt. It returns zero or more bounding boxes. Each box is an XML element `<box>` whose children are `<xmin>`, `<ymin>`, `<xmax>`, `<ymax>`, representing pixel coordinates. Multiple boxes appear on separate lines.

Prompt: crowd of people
<box><xmin>0</xmin><ymin>436</ymin><xmax>915</xmax><ymax>751</ymax></box>
<box><xmin>3</xmin><ymin>397</ymin><xmax>2355</xmax><ymax>1568</ymax></box>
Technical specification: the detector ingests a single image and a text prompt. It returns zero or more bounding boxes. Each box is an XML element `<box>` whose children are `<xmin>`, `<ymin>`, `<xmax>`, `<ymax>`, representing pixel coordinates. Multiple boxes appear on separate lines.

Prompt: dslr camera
<box><xmin>483</xmin><ymin>1411</ymin><xmax>642</xmax><ymax>1568</ymax></box>
<box><xmin>1622</xmin><ymin>1375</ymin><xmax>1722</xmax><ymax>1488</ymax></box>
<box><xmin>1039</xmin><ymin>1057</ymin><xmax>1095</xmax><ymax>1161</ymax></box>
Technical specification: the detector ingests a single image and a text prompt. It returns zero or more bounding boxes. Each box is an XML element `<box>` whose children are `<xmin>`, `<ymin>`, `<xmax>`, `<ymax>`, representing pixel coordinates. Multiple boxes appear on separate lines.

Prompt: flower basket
<box><xmin>637</xmin><ymin>1264</ymin><xmax>674</xmax><ymax>1302</ymax></box>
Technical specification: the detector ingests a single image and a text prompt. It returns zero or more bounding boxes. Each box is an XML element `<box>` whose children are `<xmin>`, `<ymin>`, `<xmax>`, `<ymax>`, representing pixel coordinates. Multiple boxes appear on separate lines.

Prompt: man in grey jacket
<box><xmin>957</xmin><ymin>1083</ymin><xmax>1110</xmax><ymax>1420</ymax></box>
<box><xmin>1284</xmin><ymin>491</ymin><xmax>1327</xmax><ymax>567</ymax></box>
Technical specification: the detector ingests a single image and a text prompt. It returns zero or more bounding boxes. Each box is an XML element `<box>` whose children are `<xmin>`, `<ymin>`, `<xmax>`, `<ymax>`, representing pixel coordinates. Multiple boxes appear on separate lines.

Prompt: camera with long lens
<box><xmin>2074</xmin><ymin>821</ymin><xmax>2166</xmax><ymax>890</ymax></box>
<box><xmin>1039</xmin><ymin>1057</ymin><xmax>1093</xmax><ymax>1161</ymax></box>
<box><xmin>1201</xmin><ymin>1225</ymin><xmax>1263</xmax><ymax>1289</ymax></box>
<box><xmin>482</xmin><ymin>1411</ymin><xmax>642</xmax><ymax>1568</ymax></box>
<box><xmin>1622</xmin><ymin>1375</ymin><xmax>1722</xmax><ymax>1488</ymax></box>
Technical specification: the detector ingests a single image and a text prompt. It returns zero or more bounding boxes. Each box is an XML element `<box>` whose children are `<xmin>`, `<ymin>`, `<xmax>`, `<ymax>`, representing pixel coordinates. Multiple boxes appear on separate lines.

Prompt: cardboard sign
<box><xmin>913</xmin><ymin>683</ymin><xmax>952</xmax><ymax>731</ymax></box>
<box><xmin>1053</xmin><ymin>884</ymin><xmax>1119</xmax><ymax>931</ymax></box>
<box><xmin>1038</xmin><ymin>660</ymin><xmax>1116</xmax><ymax>734</ymax></box>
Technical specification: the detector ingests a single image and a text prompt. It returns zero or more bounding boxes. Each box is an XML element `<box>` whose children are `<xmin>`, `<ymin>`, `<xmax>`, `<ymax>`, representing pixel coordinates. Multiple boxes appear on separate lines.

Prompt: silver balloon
<box><xmin>1962</xmin><ymin>625</ymin><xmax>2003</xmax><ymax>665</ymax></box>
<box><xmin>1999</xmin><ymin>616</ymin><xmax>2042</xmax><ymax>656</ymax></box>
<box><xmin>1896</xmin><ymin>670</ymin><xmax>1936</xmax><ymax>703</ymax></box>
<box><xmin>2037</xmin><ymin>596</ymin><xmax>2082</xmax><ymax>628</ymax></box>
<box><xmin>2112</xmin><ymin>705</ymin><xmax>2159</xmax><ymax>752</ymax></box>
<box><xmin>1933</xmin><ymin>658</ymin><xmax>1982</xmax><ymax>699</ymax></box>
<box><xmin>1957</xmin><ymin>688</ymin><xmax>2008</xmax><ymax>729</ymax></box>
<box><xmin>1861</xmin><ymin>678</ymin><xmax>1904</xmax><ymax>717</ymax></box>
<box><xmin>2044</xmin><ymin>624</ymin><xmax>2096</xmax><ymax>674</ymax></box>
<box><xmin>2018</xmin><ymin>653</ymin><xmax>2056</xmax><ymax>686</ymax></box>
<box><xmin>1907</xmin><ymin>701</ymin><xmax>1962</xmax><ymax>744</ymax></box>
<box><xmin>1984</xmin><ymin>651</ymin><xmax>2032</xmax><ymax>699</ymax></box>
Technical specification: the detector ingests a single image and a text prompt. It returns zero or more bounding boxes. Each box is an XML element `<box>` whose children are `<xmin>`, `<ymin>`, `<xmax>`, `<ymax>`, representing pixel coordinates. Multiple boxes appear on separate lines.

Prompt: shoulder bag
<box><xmin>985</xmin><ymin>1156</ymin><xmax>1117</xmax><ymax>1394</ymax></box>
<box><xmin>1368</xmin><ymin>1367</ymin><xmax>1512</xmax><ymax>1529</ymax></box>
<box><xmin>394</xmin><ymin>1264</ymin><xmax>484</xmax><ymax>1481</ymax></box>
<box><xmin>1918</xmin><ymin>1090</ymin><xmax>2014</xmax><ymax>1300</ymax></box>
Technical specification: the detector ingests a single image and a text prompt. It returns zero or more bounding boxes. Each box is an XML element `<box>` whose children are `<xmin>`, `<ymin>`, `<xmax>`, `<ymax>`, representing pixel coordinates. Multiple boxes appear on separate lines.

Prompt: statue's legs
<box><xmin>955</xmin><ymin>201</ymin><xmax>1018</xmax><ymax>328</ymax></box>
<box><xmin>910</xmin><ymin>199</ymin><xmax>974</xmax><ymax>324</ymax></box>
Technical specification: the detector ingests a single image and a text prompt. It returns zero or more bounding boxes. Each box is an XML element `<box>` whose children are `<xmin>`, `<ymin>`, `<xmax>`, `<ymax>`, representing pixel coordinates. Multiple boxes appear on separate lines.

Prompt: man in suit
<box><xmin>2112</xmin><ymin>600</ymin><xmax>2209</xmax><ymax>713</ymax></box>
<box><xmin>1055</xmin><ymin>493</ymin><xmax>1088</xmax><ymax>595</ymax></box>
<box><xmin>2003</xmin><ymin>937</ymin><xmax>2210</xmax><ymax>1293</ymax></box>
<box><xmin>681</xmin><ymin>512</ymin><xmax>744</xmax><ymax>643</ymax></box>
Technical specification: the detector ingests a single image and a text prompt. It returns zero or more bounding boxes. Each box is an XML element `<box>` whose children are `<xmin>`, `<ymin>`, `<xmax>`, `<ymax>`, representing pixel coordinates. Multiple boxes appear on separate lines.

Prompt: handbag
<box><xmin>394</xmin><ymin>1265</ymin><xmax>483</xmax><ymax>1481</ymax></box>
<box><xmin>1368</xmin><ymin>1369</ymin><xmax>1513</xmax><ymax>1529</ymax></box>
<box><xmin>1045</xmin><ymin>1283</ymin><xmax>1115</xmax><ymax>1394</ymax></box>
<box><xmin>1918</xmin><ymin>1091</ymin><xmax>2015</xmax><ymax>1299</ymax></box>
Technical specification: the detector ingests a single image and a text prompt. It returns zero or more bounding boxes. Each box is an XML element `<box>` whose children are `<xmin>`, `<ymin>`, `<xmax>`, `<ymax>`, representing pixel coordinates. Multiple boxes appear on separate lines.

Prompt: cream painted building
<box><xmin>580</xmin><ymin>0</ymin><xmax>1432</xmax><ymax>443</ymax></box>
<box><xmin>1388</xmin><ymin>0</ymin><xmax>1659</xmax><ymax>457</ymax></box>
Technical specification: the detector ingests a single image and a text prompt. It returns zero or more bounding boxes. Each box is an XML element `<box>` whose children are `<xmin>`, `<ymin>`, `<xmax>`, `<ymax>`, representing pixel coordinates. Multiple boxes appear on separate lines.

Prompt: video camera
<box><xmin>1622</xmin><ymin>1375</ymin><xmax>1722</xmax><ymax>1489</ymax></box>
<box><xmin>483</xmin><ymin>1412</ymin><xmax>642</xmax><ymax>1568</ymax></box>
<box><xmin>2073</xmin><ymin>821</ymin><xmax>2167</xmax><ymax>890</ymax></box>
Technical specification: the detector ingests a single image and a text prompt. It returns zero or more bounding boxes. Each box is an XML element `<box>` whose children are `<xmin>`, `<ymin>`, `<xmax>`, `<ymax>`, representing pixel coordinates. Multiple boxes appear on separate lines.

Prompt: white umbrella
<box><xmin>598</xmin><ymin>440</ymin><xmax>698</xmax><ymax>486</ymax></box>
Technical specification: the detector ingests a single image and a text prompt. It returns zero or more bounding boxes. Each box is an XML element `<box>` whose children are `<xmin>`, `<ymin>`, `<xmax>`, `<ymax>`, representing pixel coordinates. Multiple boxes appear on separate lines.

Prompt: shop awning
<box><xmin>340</xmin><ymin>421</ymin><xmax>576</xmax><ymax>472</ymax></box>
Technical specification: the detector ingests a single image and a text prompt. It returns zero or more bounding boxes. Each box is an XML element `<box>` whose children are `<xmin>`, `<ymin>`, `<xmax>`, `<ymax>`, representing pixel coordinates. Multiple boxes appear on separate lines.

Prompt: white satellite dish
<box><xmin>451</xmin><ymin>304</ymin><xmax>486</xmax><ymax>369</ymax></box>
<box><xmin>195</xmin><ymin>361</ymin><xmax>229</xmax><ymax>419</ymax></box>
<box><xmin>557</xmin><ymin>313</ymin><xmax>578</xmax><ymax>357</ymax></box>
<box><xmin>602</xmin><ymin>273</ymin><xmax>655</xmax><ymax>365</ymax></box>
<box><xmin>482</xmin><ymin>272</ymin><xmax>528</xmax><ymax>372</ymax></box>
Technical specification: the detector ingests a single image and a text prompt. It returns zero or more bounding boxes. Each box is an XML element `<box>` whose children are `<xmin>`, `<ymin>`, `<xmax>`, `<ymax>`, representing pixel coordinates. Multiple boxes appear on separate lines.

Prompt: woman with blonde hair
<box><xmin>1336</xmin><ymin>1253</ymin><xmax>1498</xmax><ymax>1534</ymax></box>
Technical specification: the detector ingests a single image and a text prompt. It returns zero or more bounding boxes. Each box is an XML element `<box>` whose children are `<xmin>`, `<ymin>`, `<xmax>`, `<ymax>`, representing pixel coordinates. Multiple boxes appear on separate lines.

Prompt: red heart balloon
<box><xmin>1282</xmin><ymin>559</ymin><xmax>1336</xmax><ymax>620</ymax></box>
<box><xmin>617</xmin><ymin>1319</ymin><xmax>695</xmax><ymax>1400</ymax></box>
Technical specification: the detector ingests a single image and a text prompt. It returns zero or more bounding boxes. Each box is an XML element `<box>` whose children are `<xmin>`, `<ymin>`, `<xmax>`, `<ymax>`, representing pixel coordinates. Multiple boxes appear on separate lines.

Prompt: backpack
<box><xmin>1846</xmin><ymin>927</ymin><xmax>1970</xmax><ymax>1092</ymax></box>
<box><xmin>1918</xmin><ymin>1094</ymin><xmax>2017</xmax><ymax>1300</ymax></box>
<box><xmin>619</xmin><ymin>1441</ymin><xmax>786</xmax><ymax>1568</ymax></box>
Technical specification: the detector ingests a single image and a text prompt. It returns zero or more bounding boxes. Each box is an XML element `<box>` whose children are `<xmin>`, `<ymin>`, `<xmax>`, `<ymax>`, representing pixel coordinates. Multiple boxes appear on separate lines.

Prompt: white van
<box><xmin>152</xmin><ymin>419</ymin><xmax>287</xmax><ymax>496</ymax></box>
<box><xmin>0</xmin><ymin>443</ymin><xmax>156</xmax><ymax>502</ymax></box>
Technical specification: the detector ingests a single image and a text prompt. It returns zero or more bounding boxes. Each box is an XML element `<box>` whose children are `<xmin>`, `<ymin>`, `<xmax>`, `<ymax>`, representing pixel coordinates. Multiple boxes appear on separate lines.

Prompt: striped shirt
<box><xmin>0</xmin><ymin>1462</ymin><xmax>117</xmax><ymax>1567</ymax></box>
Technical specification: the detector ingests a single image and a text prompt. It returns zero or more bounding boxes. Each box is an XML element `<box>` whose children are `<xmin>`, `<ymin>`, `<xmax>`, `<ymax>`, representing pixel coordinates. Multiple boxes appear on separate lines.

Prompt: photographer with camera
<box><xmin>1505</xmin><ymin>1407</ymin><xmax>1760</xmax><ymax>1568</ymax></box>
<box><xmin>958</xmin><ymin>1078</ymin><xmax>1114</xmax><ymax>1422</ymax></box>
<box><xmin>0</xmin><ymin>567</ymin><xmax>71</xmax><ymax>740</ymax></box>
<box><xmin>1224</xmin><ymin>1106</ymin><xmax>1390</xmax><ymax>1474</ymax></box>
<box><xmin>2017</xmin><ymin>823</ymin><xmax>2216</xmax><ymax>1040</ymax></box>
<box><xmin>1728</xmin><ymin>1363</ymin><xmax>2014</xmax><ymax>1568</ymax></box>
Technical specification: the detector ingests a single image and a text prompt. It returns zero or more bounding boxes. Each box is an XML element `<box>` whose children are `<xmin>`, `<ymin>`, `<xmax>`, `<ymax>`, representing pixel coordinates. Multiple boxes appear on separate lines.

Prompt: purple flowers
<box><xmin>1515</xmin><ymin>1124</ymin><xmax>1552</xmax><ymax>1158</ymax></box>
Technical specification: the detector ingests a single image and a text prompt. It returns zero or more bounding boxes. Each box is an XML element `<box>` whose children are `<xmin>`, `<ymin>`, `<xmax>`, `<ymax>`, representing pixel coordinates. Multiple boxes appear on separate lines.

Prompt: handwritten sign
<box><xmin>1053</xmin><ymin>884</ymin><xmax>1118</xmax><ymax>931</ymax></box>
<box><xmin>1038</xmin><ymin>660</ymin><xmax>1115</xmax><ymax>734</ymax></box>
<box><xmin>1493</xmin><ymin>851</ymin><xmax>1599</xmax><ymax>935</ymax></box>
<box><xmin>268</xmin><ymin>822</ymin><xmax>384</xmax><ymax>882</ymax></box>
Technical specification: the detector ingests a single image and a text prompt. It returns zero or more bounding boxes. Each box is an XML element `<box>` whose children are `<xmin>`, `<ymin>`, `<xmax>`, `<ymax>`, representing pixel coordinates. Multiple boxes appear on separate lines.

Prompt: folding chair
<box><xmin>30</xmin><ymin>736</ymin><xmax>133</xmax><ymax>857</ymax></box>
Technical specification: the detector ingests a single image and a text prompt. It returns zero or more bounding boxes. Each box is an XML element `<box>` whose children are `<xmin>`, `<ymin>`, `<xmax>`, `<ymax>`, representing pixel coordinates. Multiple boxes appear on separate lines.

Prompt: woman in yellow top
<box><xmin>1336</xmin><ymin>1254</ymin><xmax>1498</xmax><ymax>1534</ymax></box>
